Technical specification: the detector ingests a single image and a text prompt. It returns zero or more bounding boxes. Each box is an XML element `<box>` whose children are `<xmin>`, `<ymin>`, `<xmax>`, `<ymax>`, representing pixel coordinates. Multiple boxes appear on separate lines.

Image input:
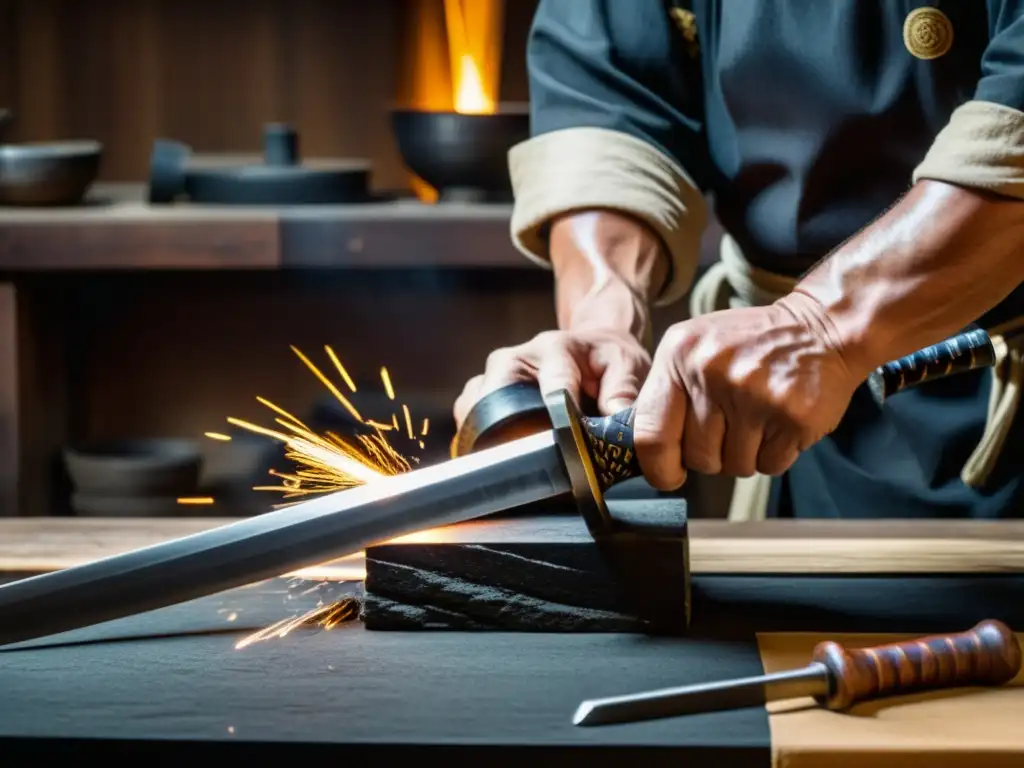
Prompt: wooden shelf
<box><xmin>0</xmin><ymin>184</ymin><xmax>523</xmax><ymax>271</ymax></box>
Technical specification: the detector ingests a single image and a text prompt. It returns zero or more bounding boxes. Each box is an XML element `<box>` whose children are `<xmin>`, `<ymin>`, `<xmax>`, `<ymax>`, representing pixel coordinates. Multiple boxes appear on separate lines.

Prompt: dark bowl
<box><xmin>70</xmin><ymin>493</ymin><xmax>199</xmax><ymax>518</ymax></box>
<box><xmin>0</xmin><ymin>140</ymin><xmax>102</xmax><ymax>205</ymax></box>
<box><xmin>63</xmin><ymin>438</ymin><xmax>202</xmax><ymax>497</ymax></box>
<box><xmin>391</xmin><ymin>104</ymin><xmax>530</xmax><ymax>203</ymax></box>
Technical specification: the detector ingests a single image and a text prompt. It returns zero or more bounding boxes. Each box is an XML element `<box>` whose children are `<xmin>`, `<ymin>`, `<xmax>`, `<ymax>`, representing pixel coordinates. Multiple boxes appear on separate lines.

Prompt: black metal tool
<box><xmin>147</xmin><ymin>123</ymin><xmax>372</xmax><ymax>205</ymax></box>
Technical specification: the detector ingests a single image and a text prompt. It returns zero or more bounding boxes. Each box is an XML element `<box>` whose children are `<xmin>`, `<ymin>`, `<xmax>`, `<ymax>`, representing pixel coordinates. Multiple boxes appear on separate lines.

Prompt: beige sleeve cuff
<box><xmin>508</xmin><ymin>126</ymin><xmax>708</xmax><ymax>307</ymax></box>
<box><xmin>913</xmin><ymin>100</ymin><xmax>1024</xmax><ymax>200</ymax></box>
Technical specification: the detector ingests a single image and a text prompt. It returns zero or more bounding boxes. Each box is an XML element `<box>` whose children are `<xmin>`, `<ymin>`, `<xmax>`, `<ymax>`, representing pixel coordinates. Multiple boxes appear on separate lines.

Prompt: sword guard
<box><xmin>452</xmin><ymin>383</ymin><xmax>645</xmax><ymax>535</ymax></box>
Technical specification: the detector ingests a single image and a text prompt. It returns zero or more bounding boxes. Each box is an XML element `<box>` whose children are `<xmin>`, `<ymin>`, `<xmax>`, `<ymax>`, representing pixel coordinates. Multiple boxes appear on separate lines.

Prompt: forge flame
<box><xmin>453</xmin><ymin>53</ymin><xmax>494</xmax><ymax>115</ymax></box>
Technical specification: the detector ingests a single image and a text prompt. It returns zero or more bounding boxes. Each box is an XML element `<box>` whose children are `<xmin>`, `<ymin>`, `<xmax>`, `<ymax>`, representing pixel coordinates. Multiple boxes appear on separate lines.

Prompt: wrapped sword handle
<box><xmin>584</xmin><ymin>331</ymin><xmax>998</xmax><ymax>484</ymax></box>
<box><xmin>867</xmin><ymin>328</ymin><xmax>999</xmax><ymax>406</ymax></box>
<box><xmin>581</xmin><ymin>407</ymin><xmax>642</xmax><ymax>492</ymax></box>
<box><xmin>812</xmin><ymin>619</ymin><xmax>1022</xmax><ymax>711</ymax></box>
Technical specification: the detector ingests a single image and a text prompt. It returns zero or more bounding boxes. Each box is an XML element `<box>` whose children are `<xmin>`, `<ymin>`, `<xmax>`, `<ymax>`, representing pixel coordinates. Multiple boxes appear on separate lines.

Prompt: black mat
<box><xmin>0</xmin><ymin>575</ymin><xmax>768</xmax><ymax>766</ymax></box>
<box><xmin>2</xmin><ymin>571</ymin><xmax>1023</xmax><ymax>765</ymax></box>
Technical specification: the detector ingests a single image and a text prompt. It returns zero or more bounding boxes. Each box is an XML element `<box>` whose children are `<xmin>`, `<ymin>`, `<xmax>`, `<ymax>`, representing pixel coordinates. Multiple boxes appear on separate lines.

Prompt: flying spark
<box><xmin>192</xmin><ymin>345</ymin><xmax>433</xmax><ymax>648</ymax></box>
<box><xmin>190</xmin><ymin>345</ymin><xmax>429</xmax><ymax>506</ymax></box>
<box><xmin>234</xmin><ymin>595</ymin><xmax>361</xmax><ymax>650</ymax></box>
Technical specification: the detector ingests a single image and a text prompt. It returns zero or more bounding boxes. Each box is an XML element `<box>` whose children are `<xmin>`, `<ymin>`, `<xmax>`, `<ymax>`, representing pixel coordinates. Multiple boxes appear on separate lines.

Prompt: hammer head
<box><xmin>452</xmin><ymin>383</ymin><xmax>690</xmax><ymax>634</ymax></box>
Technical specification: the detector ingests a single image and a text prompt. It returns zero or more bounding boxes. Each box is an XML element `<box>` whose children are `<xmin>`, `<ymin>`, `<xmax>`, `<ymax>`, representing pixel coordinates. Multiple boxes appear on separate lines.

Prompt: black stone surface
<box><xmin>0</xmin><ymin>575</ymin><xmax>768</xmax><ymax>766</ymax></box>
<box><xmin>364</xmin><ymin>503</ymin><xmax>689</xmax><ymax>634</ymax></box>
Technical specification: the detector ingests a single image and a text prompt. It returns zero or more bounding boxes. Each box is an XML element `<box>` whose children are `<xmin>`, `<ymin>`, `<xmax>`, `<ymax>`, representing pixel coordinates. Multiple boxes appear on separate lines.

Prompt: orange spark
<box><xmin>257</xmin><ymin>396</ymin><xmax>312</xmax><ymax>431</ymax></box>
<box><xmin>291</xmin><ymin>345</ymin><xmax>363</xmax><ymax>423</ymax></box>
<box><xmin>210</xmin><ymin>344</ymin><xmax>436</xmax><ymax>648</ymax></box>
<box><xmin>177</xmin><ymin>497</ymin><xmax>215</xmax><ymax>505</ymax></box>
<box><xmin>325</xmin><ymin>345</ymin><xmax>357</xmax><ymax>393</ymax></box>
<box><xmin>235</xmin><ymin>595</ymin><xmax>360</xmax><ymax>650</ymax></box>
<box><xmin>402</xmin><ymin>404</ymin><xmax>415</xmax><ymax>439</ymax></box>
<box><xmin>381</xmin><ymin>367</ymin><xmax>395</xmax><ymax>400</ymax></box>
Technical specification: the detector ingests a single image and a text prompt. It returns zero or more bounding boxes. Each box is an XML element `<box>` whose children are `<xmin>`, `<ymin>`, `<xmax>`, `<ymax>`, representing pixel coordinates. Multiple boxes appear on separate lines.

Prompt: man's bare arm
<box><xmin>549</xmin><ymin>210</ymin><xmax>670</xmax><ymax>344</ymax></box>
<box><xmin>790</xmin><ymin>180</ymin><xmax>1024</xmax><ymax>377</ymax></box>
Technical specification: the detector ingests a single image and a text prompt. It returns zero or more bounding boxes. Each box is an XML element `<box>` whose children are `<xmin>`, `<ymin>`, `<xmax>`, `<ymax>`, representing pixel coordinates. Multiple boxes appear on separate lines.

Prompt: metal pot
<box><xmin>148</xmin><ymin>124</ymin><xmax>372</xmax><ymax>205</ymax></box>
<box><xmin>0</xmin><ymin>109</ymin><xmax>102</xmax><ymax>205</ymax></box>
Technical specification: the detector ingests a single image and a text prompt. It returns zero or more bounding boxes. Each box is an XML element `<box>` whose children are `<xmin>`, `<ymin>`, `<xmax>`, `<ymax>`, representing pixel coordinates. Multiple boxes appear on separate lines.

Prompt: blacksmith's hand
<box><xmin>631</xmin><ymin>293</ymin><xmax>862</xmax><ymax>489</ymax></box>
<box><xmin>454</xmin><ymin>329</ymin><xmax>650</xmax><ymax>429</ymax></box>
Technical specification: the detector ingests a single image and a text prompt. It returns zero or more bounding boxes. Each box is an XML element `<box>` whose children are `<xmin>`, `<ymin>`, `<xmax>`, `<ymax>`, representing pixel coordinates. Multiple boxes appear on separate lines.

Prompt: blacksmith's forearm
<box><xmin>549</xmin><ymin>210</ymin><xmax>670</xmax><ymax>342</ymax></box>
<box><xmin>790</xmin><ymin>180</ymin><xmax>1024</xmax><ymax>377</ymax></box>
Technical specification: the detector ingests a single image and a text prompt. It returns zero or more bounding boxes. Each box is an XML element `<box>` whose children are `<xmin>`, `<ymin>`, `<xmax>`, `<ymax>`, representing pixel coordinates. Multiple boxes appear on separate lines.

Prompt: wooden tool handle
<box><xmin>811</xmin><ymin>619</ymin><xmax>1022</xmax><ymax>710</ymax></box>
<box><xmin>867</xmin><ymin>328</ymin><xmax>998</xmax><ymax>406</ymax></box>
<box><xmin>580</xmin><ymin>407</ymin><xmax>642</xmax><ymax>491</ymax></box>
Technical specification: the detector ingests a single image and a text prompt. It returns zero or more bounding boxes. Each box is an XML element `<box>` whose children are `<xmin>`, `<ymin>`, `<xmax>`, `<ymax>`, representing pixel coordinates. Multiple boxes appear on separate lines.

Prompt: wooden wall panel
<box><xmin>0</xmin><ymin>284</ymin><xmax>17</xmax><ymax>516</ymax></box>
<box><xmin>0</xmin><ymin>0</ymin><xmax>537</xmax><ymax>191</ymax></box>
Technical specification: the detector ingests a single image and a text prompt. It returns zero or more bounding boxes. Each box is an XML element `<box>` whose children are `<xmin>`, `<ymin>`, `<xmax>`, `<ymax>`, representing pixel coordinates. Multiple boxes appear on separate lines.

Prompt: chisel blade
<box><xmin>573</xmin><ymin>662</ymin><xmax>831</xmax><ymax>726</ymax></box>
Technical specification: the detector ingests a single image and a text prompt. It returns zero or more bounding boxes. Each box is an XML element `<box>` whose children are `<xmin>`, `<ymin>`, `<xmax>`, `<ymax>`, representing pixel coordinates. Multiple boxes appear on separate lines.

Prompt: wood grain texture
<box><xmin>0</xmin><ymin>281</ymin><xmax>71</xmax><ymax>517</ymax></box>
<box><xmin>0</xmin><ymin>285</ymin><xmax>16</xmax><ymax>516</ymax></box>
<box><xmin>0</xmin><ymin>0</ymin><xmax>540</xmax><ymax>191</ymax></box>
<box><xmin>3</xmin><ymin>518</ymin><xmax>1023</xmax><ymax>574</ymax></box>
<box><xmin>0</xmin><ymin>184</ymin><xmax>530</xmax><ymax>270</ymax></box>
<box><xmin>759</xmin><ymin>632</ymin><xmax>1024</xmax><ymax>768</ymax></box>
<box><xmin>812</xmin><ymin>620</ymin><xmax>1023</xmax><ymax>710</ymax></box>
<box><xmin>0</xmin><ymin>0</ymin><xmax>401</xmax><ymax>187</ymax></box>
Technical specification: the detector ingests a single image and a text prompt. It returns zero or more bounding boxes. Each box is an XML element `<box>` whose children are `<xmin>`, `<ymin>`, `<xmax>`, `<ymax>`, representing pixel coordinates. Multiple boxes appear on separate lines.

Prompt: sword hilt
<box><xmin>867</xmin><ymin>327</ymin><xmax>1001</xmax><ymax>406</ymax></box>
<box><xmin>580</xmin><ymin>408</ymin><xmax>642</xmax><ymax>492</ymax></box>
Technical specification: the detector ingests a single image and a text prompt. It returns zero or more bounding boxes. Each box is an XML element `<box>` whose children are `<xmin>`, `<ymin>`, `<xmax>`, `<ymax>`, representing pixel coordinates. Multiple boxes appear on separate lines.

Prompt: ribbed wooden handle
<box><xmin>580</xmin><ymin>407</ymin><xmax>642</xmax><ymax>492</ymax></box>
<box><xmin>811</xmin><ymin>619</ymin><xmax>1022</xmax><ymax>710</ymax></box>
<box><xmin>867</xmin><ymin>328</ymin><xmax>998</xmax><ymax>405</ymax></box>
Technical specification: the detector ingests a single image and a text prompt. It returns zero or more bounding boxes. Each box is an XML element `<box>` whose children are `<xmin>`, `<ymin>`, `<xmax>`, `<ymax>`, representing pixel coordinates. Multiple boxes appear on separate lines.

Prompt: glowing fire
<box><xmin>453</xmin><ymin>54</ymin><xmax>494</xmax><ymax>114</ymax></box>
<box><xmin>405</xmin><ymin>0</ymin><xmax>505</xmax><ymax>200</ymax></box>
<box><xmin>444</xmin><ymin>0</ymin><xmax>500</xmax><ymax>115</ymax></box>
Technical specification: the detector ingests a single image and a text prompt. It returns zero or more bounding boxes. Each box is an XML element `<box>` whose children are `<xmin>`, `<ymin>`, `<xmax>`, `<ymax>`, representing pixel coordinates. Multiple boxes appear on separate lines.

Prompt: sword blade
<box><xmin>0</xmin><ymin>430</ymin><xmax>569</xmax><ymax>646</ymax></box>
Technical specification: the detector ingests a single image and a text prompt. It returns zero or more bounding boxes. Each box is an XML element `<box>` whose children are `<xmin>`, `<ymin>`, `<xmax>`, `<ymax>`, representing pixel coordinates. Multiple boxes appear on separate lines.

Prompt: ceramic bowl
<box><xmin>391</xmin><ymin>104</ymin><xmax>530</xmax><ymax>203</ymax></box>
<box><xmin>63</xmin><ymin>438</ymin><xmax>202</xmax><ymax>497</ymax></box>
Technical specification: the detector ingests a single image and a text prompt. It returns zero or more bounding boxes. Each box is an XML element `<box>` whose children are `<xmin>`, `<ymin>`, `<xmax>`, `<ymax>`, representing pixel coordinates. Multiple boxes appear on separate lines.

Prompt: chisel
<box><xmin>573</xmin><ymin>619</ymin><xmax>1021</xmax><ymax>726</ymax></box>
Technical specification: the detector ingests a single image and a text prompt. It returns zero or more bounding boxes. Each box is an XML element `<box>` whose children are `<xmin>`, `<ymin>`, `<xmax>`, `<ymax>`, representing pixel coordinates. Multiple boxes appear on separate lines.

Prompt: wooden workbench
<box><xmin>3</xmin><ymin>517</ymin><xmax>1023</xmax><ymax>575</ymax></box>
<box><xmin>0</xmin><ymin>184</ymin><xmax>525</xmax><ymax>271</ymax></box>
<box><xmin>2</xmin><ymin>517</ymin><xmax>1023</xmax><ymax>767</ymax></box>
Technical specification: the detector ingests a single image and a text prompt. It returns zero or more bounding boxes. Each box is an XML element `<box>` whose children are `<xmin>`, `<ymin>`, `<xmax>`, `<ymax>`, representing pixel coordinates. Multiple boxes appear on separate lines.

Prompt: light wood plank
<box><xmin>2</xmin><ymin>518</ymin><xmax>1022</xmax><ymax>575</ymax></box>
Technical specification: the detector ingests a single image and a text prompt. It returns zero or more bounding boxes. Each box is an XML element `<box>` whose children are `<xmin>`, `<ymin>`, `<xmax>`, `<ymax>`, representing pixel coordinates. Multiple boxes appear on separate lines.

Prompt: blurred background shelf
<box><xmin>0</xmin><ymin>0</ymin><xmax>732</xmax><ymax>521</ymax></box>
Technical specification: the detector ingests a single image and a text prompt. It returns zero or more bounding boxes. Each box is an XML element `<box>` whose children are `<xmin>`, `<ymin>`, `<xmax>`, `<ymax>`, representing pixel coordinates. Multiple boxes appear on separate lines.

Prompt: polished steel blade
<box><xmin>0</xmin><ymin>430</ymin><xmax>569</xmax><ymax>646</ymax></box>
<box><xmin>573</xmin><ymin>662</ymin><xmax>830</xmax><ymax>726</ymax></box>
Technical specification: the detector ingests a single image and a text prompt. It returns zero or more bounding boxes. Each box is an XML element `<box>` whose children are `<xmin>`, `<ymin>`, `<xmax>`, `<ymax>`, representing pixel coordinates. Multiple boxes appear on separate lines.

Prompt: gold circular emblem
<box><xmin>903</xmin><ymin>7</ymin><xmax>954</xmax><ymax>60</ymax></box>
